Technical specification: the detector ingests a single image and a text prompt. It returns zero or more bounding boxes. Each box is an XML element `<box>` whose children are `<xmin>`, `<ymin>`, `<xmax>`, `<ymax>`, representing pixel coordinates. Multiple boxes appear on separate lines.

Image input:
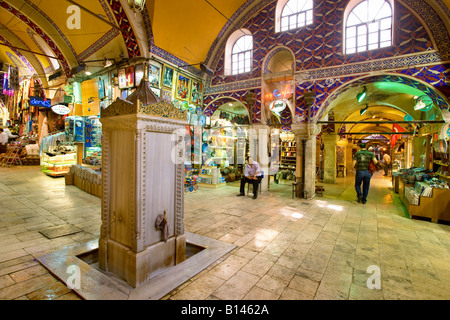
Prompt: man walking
<box><xmin>352</xmin><ymin>143</ymin><xmax>378</xmax><ymax>204</ymax></box>
<box><xmin>383</xmin><ymin>152</ymin><xmax>391</xmax><ymax>176</ymax></box>
<box><xmin>237</xmin><ymin>156</ymin><xmax>262</xmax><ymax>199</ymax></box>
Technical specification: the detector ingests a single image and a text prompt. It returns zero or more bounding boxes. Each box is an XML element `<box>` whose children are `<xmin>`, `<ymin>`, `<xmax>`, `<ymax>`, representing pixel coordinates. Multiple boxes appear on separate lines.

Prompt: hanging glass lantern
<box><xmin>128</xmin><ymin>0</ymin><xmax>147</xmax><ymax>12</ymax></box>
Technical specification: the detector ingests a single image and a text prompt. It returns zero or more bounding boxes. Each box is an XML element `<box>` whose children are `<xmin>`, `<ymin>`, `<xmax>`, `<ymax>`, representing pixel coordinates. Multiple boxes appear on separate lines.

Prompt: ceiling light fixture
<box><xmin>104</xmin><ymin>59</ymin><xmax>114</xmax><ymax>68</ymax></box>
<box><xmin>360</xmin><ymin>104</ymin><xmax>369</xmax><ymax>116</ymax></box>
<box><xmin>356</xmin><ymin>86</ymin><xmax>367</xmax><ymax>103</ymax></box>
<box><xmin>414</xmin><ymin>95</ymin><xmax>433</xmax><ymax>111</ymax></box>
<box><xmin>128</xmin><ymin>0</ymin><xmax>147</xmax><ymax>12</ymax></box>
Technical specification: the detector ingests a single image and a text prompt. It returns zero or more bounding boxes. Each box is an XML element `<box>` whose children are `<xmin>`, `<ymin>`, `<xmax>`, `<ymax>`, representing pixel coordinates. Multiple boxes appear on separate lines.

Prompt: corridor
<box><xmin>0</xmin><ymin>166</ymin><xmax>449</xmax><ymax>300</ymax></box>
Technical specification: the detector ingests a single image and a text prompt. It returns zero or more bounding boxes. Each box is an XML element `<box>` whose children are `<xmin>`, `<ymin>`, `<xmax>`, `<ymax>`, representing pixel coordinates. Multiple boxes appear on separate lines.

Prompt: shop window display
<box><xmin>276</xmin><ymin>132</ymin><xmax>296</xmax><ymax>184</ymax></box>
<box><xmin>40</xmin><ymin>131</ymin><xmax>76</xmax><ymax>177</ymax></box>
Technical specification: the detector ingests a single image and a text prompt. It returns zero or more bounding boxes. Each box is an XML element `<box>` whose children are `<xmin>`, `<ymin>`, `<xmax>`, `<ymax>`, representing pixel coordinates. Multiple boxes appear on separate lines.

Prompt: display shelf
<box><xmin>184</xmin><ymin>163</ymin><xmax>198</xmax><ymax>194</ymax></box>
<box><xmin>399</xmin><ymin>179</ymin><xmax>450</xmax><ymax>223</ymax></box>
<box><xmin>432</xmin><ymin>136</ymin><xmax>449</xmax><ymax>182</ymax></box>
<box><xmin>41</xmin><ymin>152</ymin><xmax>77</xmax><ymax>177</ymax></box>
<box><xmin>197</xmin><ymin>165</ymin><xmax>226</xmax><ymax>188</ymax></box>
<box><xmin>280</xmin><ymin>139</ymin><xmax>296</xmax><ymax>171</ymax></box>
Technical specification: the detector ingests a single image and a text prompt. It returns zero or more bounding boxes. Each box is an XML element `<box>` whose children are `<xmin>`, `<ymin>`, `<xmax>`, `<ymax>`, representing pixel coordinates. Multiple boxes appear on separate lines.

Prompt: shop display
<box><xmin>433</xmin><ymin>138</ymin><xmax>449</xmax><ymax>180</ymax></box>
<box><xmin>184</xmin><ymin>163</ymin><xmax>198</xmax><ymax>193</ymax></box>
<box><xmin>40</xmin><ymin>131</ymin><xmax>76</xmax><ymax>177</ymax></box>
<box><xmin>67</xmin><ymin>164</ymin><xmax>102</xmax><ymax>198</ymax></box>
<box><xmin>65</xmin><ymin>116</ymin><xmax>85</xmax><ymax>143</ymax></box>
<box><xmin>0</xmin><ymin>136</ymin><xmax>39</xmax><ymax>167</ymax></box>
<box><xmin>208</xmin><ymin>126</ymin><xmax>236</xmax><ymax>166</ymax></box>
<box><xmin>41</xmin><ymin>152</ymin><xmax>77</xmax><ymax>177</ymax></box>
<box><xmin>396</xmin><ymin>165</ymin><xmax>450</xmax><ymax>223</ymax></box>
<box><xmin>280</xmin><ymin>138</ymin><xmax>296</xmax><ymax>172</ymax></box>
<box><xmin>236</xmin><ymin>127</ymin><xmax>247</xmax><ymax>166</ymax></box>
<box><xmin>197</xmin><ymin>164</ymin><xmax>226</xmax><ymax>188</ymax></box>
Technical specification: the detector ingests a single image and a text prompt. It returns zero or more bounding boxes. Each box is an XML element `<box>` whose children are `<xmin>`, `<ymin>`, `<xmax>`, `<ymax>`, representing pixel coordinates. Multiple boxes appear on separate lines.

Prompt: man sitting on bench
<box><xmin>236</xmin><ymin>156</ymin><xmax>262</xmax><ymax>199</ymax></box>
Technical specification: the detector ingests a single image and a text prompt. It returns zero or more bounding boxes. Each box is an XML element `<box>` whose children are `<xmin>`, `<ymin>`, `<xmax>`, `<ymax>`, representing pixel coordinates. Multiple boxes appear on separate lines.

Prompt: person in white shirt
<box><xmin>237</xmin><ymin>156</ymin><xmax>262</xmax><ymax>199</ymax></box>
<box><xmin>3</xmin><ymin>126</ymin><xmax>18</xmax><ymax>141</ymax></box>
<box><xmin>0</xmin><ymin>129</ymin><xmax>8</xmax><ymax>154</ymax></box>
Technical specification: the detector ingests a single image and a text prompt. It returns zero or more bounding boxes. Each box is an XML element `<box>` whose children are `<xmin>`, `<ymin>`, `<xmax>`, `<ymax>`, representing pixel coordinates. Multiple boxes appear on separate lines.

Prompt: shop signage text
<box><xmin>269</xmin><ymin>100</ymin><xmax>287</xmax><ymax>116</ymax></box>
<box><xmin>264</xmin><ymin>85</ymin><xmax>292</xmax><ymax>102</ymax></box>
<box><xmin>51</xmin><ymin>105</ymin><xmax>71</xmax><ymax>115</ymax></box>
<box><xmin>30</xmin><ymin>96</ymin><xmax>52</xmax><ymax>108</ymax></box>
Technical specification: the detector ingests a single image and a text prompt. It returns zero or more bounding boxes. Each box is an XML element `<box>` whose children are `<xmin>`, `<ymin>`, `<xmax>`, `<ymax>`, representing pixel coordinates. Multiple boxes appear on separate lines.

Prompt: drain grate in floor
<box><xmin>39</xmin><ymin>224</ymin><xmax>82</xmax><ymax>239</ymax></box>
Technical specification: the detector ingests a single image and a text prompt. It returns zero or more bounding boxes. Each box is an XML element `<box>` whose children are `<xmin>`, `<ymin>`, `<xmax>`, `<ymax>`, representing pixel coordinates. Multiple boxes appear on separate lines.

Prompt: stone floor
<box><xmin>0</xmin><ymin>166</ymin><xmax>449</xmax><ymax>300</ymax></box>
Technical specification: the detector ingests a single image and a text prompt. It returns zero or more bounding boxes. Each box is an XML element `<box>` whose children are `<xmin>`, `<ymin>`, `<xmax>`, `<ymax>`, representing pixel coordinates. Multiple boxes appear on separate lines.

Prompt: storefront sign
<box><xmin>30</xmin><ymin>96</ymin><xmax>51</xmax><ymax>108</ymax></box>
<box><xmin>51</xmin><ymin>104</ymin><xmax>71</xmax><ymax>115</ymax></box>
<box><xmin>264</xmin><ymin>85</ymin><xmax>292</xmax><ymax>102</ymax></box>
<box><xmin>269</xmin><ymin>100</ymin><xmax>287</xmax><ymax>116</ymax></box>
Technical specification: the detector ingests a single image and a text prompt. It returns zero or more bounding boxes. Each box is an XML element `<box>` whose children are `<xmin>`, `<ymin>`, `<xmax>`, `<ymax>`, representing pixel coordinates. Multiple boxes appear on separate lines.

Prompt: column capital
<box><xmin>291</xmin><ymin>123</ymin><xmax>320</xmax><ymax>138</ymax></box>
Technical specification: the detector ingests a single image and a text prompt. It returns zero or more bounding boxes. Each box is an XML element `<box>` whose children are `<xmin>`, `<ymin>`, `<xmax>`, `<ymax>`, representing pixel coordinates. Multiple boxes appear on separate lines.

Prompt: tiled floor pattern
<box><xmin>0</xmin><ymin>166</ymin><xmax>449</xmax><ymax>300</ymax></box>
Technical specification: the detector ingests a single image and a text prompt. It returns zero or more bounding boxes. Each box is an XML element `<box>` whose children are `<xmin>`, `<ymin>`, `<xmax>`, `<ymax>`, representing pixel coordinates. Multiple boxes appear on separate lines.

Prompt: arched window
<box><xmin>224</xmin><ymin>29</ymin><xmax>253</xmax><ymax>76</ymax></box>
<box><xmin>344</xmin><ymin>0</ymin><xmax>393</xmax><ymax>54</ymax></box>
<box><xmin>279</xmin><ymin>0</ymin><xmax>313</xmax><ymax>32</ymax></box>
<box><xmin>231</xmin><ymin>35</ymin><xmax>252</xmax><ymax>75</ymax></box>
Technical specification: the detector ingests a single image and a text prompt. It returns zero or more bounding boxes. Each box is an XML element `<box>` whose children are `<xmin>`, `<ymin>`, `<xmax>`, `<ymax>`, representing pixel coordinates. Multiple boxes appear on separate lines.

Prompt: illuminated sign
<box><xmin>51</xmin><ymin>105</ymin><xmax>71</xmax><ymax>115</ymax></box>
<box><xmin>29</xmin><ymin>96</ymin><xmax>51</xmax><ymax>108</ymax></box>
<box><xmin>264</xmin><ymin>85</ymin><xmax>292</xmax><ymax>102</ymax></box>
<box><xmin>269</xmin><ymin>100</ymin><xmax>287</xmax><ymax>116</ymax></box>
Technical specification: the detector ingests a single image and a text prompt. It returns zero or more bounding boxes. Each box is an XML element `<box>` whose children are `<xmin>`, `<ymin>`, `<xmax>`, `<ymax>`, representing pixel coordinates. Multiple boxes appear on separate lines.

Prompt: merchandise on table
<box><xmin>184</xmin><ymin>163</ymin><xmax>198</xmax><ymax>193</ymax></box>
<box><xmin>68</xmin><ymin>165</ymin><xmax>102</xmax><ymax>197</ymax></box>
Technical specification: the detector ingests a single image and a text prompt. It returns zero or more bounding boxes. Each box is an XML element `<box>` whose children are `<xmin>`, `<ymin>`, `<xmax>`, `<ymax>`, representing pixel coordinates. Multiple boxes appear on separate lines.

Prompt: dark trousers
<box><xmin>240</xmin><ymin>176</ymin><xmax>262</xmax><ymax>195</ymax></box>
<box><xmin>355</xmin><ymin>170</ymin><xmax>372</xmax><ymax>202</ymax></box>
<box><xmin>384</xmin><ymin>163</ymin><xmax>390</xmax><ymax>175</ymax></box>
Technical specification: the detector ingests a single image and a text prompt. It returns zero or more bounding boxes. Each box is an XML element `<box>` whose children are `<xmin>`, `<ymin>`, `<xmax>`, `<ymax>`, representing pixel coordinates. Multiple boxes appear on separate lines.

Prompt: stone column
<box><xmin>292</xmin><ymin>123</ymin><xmax>320</xmax><ymax>199</ymax></box>
<box><xmin>336</xmin><ymin>139</ymin><xmax>348</xmax><ymax>177</ymax></box>
<box><xmin>322</xmin><ymin>134</ymin><xmax>339</xmax><ymax>184</ymax></box>
<box><xmin>346</xmin><ymin>141</ymin><xmax>355</xmax><ymax>175</ymax></box>
<box><xmin>249</xmin><ymin>124</ymin><xmax>270</xmax><ymax>191</ymax></box>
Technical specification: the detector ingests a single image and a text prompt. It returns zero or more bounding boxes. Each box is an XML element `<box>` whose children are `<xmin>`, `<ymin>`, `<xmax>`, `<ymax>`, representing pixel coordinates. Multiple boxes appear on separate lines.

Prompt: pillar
<box><xmin>346</xmin><ymin>141</ymin><xmax>355</xmax><ymax>175</ymax></box>
<box><xmin>337</xmin><ymin>139</ymin><xmax>348</xmax><ymax>177</ymax></box>
<box><xmin>322</xmin><ymin>134</ymin><xmax>339</xmax><ymax>184</ymax></box>
<box><xmin>249</xmin><ymin>124</ymin><xmax>270</xmax><ymax>191</ymax></box>
<box><xmin>292</xmin><ymin>123</ymin><xmax>320</xmax><ymax>199</ymax></box>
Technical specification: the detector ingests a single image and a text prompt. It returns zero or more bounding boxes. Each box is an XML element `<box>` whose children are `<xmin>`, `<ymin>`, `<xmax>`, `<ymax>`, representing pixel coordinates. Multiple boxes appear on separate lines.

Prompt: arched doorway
<box><xmin>316</xmin><ymin>73</ymin><xmax>449</xmax><ymax>185</ymax></box>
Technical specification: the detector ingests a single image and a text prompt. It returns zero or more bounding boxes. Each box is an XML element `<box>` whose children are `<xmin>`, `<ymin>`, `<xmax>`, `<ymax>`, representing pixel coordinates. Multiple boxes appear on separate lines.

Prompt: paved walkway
<box><xmin>0</xmin><ymin>166</ymin><xmax>449</xmax><ymax>300</ymax></box>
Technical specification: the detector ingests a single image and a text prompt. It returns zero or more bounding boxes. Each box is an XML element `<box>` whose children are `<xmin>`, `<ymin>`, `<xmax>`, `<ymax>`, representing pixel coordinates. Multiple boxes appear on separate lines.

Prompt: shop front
<box><xmin>393</xmin><ymin>122</ymin><xmax>450</xmax><ymax>224</ymax></box>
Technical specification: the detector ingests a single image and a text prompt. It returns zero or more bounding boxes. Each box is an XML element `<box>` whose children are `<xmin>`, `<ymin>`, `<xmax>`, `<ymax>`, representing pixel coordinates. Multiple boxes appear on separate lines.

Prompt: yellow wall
<box><xmin>81</xmin><ymin>78</ymin><xmax>100</xmax><ymax>116</ymax></box>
